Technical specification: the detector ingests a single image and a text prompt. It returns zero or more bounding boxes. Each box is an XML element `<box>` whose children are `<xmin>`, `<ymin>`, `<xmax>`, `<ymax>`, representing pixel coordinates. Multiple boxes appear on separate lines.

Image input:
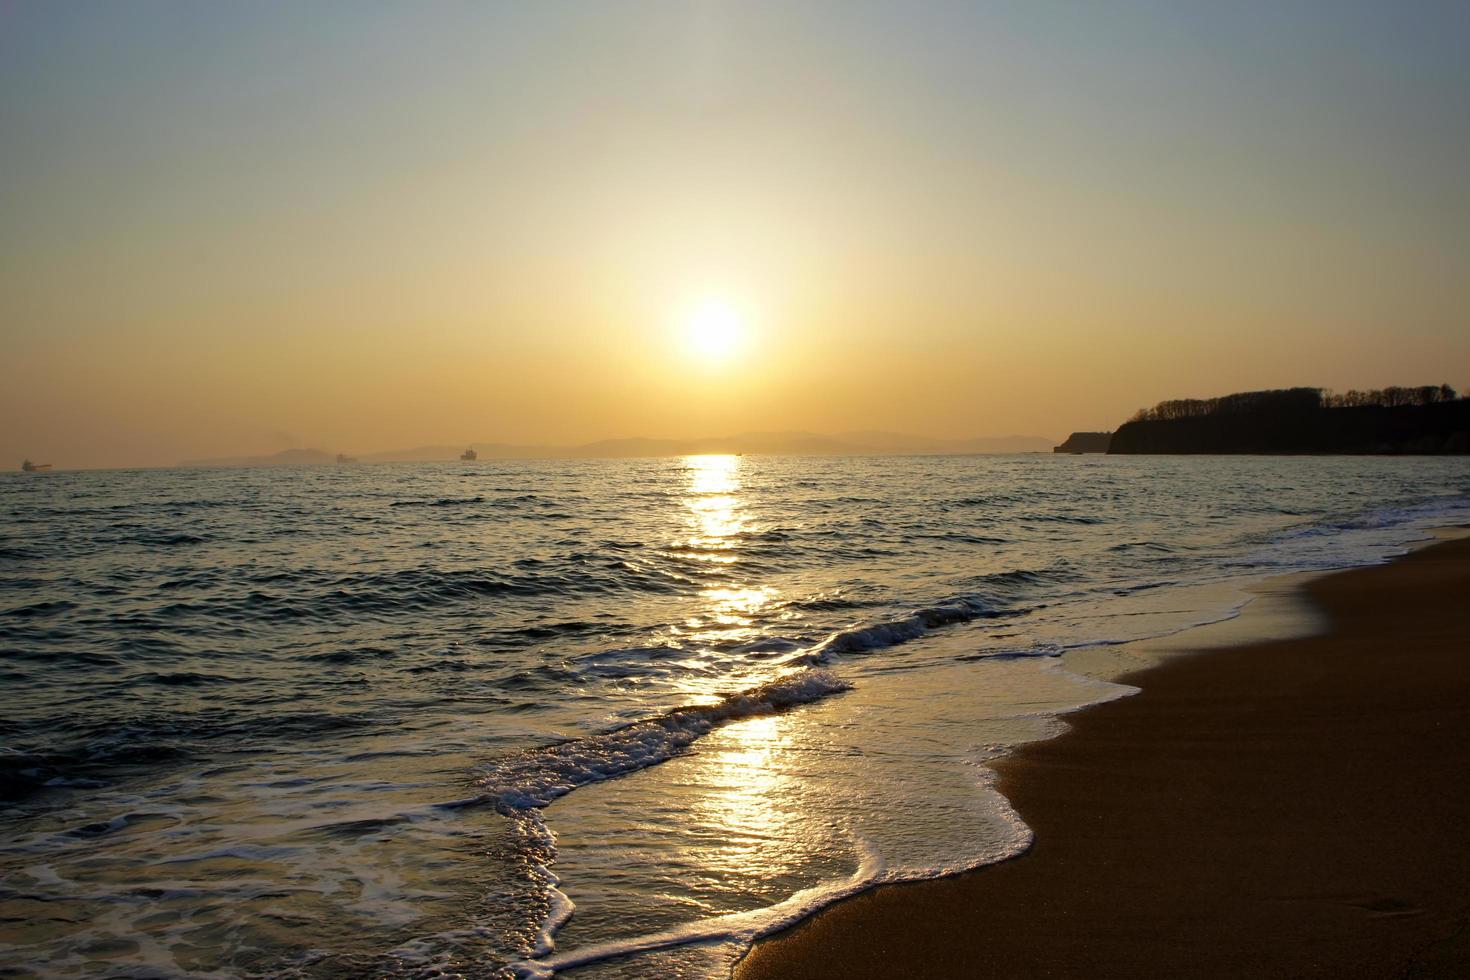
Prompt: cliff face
<box><xmin>1108</xmin><ymin>400</ymin><xmax>1470</xmax><ymax>454</ymax></box>
<box><xmin>1053</xmin><ymin>432</ymin><xmax>1112</xmax><ymax>453</ymax></box>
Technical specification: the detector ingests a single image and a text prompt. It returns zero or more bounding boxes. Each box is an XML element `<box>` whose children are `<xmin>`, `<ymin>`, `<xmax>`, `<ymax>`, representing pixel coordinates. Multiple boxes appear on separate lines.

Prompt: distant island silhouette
<box><xmin>179</xmin><ymin>431</ymin><xmax>1055</xmax><ymax>467</ymax></box>
<box><xmin>1108</xmin><ymin>386</ymin><xmax>1468</xmax><ymax>454</ymax></box>
<box><xmin>1053</xmin><ymin>432</ymin><xmax>1113</xmax><ymax>454</ymax></box>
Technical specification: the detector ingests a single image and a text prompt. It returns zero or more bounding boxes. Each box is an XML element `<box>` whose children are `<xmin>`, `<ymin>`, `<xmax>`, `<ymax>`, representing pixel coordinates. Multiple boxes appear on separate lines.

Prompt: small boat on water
<box><xmin>336</xmin><ymin>453</ymin><xmax>357</xmax><ymax>464</ymax></box>
<box><xmin>460</xmin><ymin>447</ymin><xmax>478</xmax><ymax>461</ymax></box>
<box><xmin>21</xmin><ymin>459</ymin><xmax>52</xmax><ymax>472</ymax></box>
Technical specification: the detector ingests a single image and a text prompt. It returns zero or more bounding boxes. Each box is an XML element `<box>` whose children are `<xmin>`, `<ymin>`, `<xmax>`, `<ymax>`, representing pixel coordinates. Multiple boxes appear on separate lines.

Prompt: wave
<box><xmin>781</xmin><ymin>593</ymin><xmax>880</xmax><ymax>613</ymax></box>
<box><xmin>474</xmin><ymin>670</ymin><xmax>851</xmax><ymax>811</ymax></box>
<box><xmin>909</xmin><ymin>531</ymin><xmax>1009</xmax><ymax>545</ymax></box>
<box><xmin>298</xmin><ymin>646</ymin><xmax>397</xmax><ymax>664</ymax></box>
<box><xmin>1023</xmin><ymin>512</ymin><xmax>1104</xmax><ymax>525</ymax></box>
<box><xmin>515</xmin><ymin>844</ymin><xmax>889</xmax><ymax>980</ymax></box>
<box><xmin>474</xmin><ymin>587</ymin><xmax>1027</xmax><ymax>813</ymax></box>
<box><xmin>1106</xmin><ymin>540</ymin><xmax>1177</xmax><ymax>554</ymax></box>
<box><xmin>137</xmin><ymin>532</ymin><xmax>208</xmax><ymax>546</ymax></box>
<box><xmin>136</xmin><ymin>562</ymin><xmax>691</xmax><ymax>624</ymax></box>
<box><xmin>807</xmin><ymin>597</ymin><xmax>1002</xmax><ymax>659</ymax></box>
<box><xmin>390</xmin><ymin>495</ymin><xmax>486</xmax><ymax>508</ymax></box>
<box><xmin>0</xmin><ymin>749</ymin><xmax>85</xmax><ymax>801</ymax></box>
<box><xmin>136</xmin><ymin>671</ymin><xmax>246</xmax><ymax>687</ymax></box>
<box><xmin>514</xmin><ymin>769</ymin><xmax>1037</xmax><ymax>980</ymax></box>
<box><xmin>0</xmin><ymin>708</ymin><xmax>386</xmax><ymax>800</ymax></box>
<box><xmin>0</xmin><ymin>647</ymin><xmax>122</xmax><ymax>667</ymax></box>
<box><xmin>391</xmin><ymin>492</ymin><xmax>556</xmax><ymax>510</ymax></box>
<box><xmin>2</xmin><ymin>600</ymin><xmax>78</xmax><ymax>619</ymax></box>
<box><xmin>979</xmin><ymin>566</ymin><xmax>1076</xmax><ymax>588</ymax></box>
<box><xmin>1282</xmin><ymin>495</ymin><xmax>1470</xmax><ymax>539</ymax></box>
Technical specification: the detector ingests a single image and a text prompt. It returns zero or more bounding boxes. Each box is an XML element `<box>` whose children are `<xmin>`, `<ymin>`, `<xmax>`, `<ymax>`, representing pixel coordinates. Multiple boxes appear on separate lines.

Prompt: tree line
<box><xmin>1322</xmin><ymin>385</ymin><xmax>1458</xmax><ymax>409</ymax></box>
<box><xmin>1130</xmin><ymin>385</ymin><xmax>1460</xmax><ymax>423</ymax></box>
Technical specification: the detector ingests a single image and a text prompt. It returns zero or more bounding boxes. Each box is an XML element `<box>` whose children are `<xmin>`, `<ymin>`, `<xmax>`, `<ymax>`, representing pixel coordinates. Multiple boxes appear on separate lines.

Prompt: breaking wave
<box><xmin>475</xmin><ymin>669</ymin><xmax>852</xmax><ymax>811</ymax></box>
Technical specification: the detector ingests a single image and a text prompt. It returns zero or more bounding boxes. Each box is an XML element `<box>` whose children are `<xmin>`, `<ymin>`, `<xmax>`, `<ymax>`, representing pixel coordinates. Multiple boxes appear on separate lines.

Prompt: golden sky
<box><xmin>3</xmin><ymin>2</ymin><xmax>1468</xmax><ymax>467</ymax></box>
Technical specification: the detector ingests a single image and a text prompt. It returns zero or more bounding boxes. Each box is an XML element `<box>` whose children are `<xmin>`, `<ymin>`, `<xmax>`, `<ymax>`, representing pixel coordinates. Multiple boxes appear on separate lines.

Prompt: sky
<box><xmin>3</xmin><ymin>0</ymin><xmax>1468</xmax><ymax>468</ymax></box>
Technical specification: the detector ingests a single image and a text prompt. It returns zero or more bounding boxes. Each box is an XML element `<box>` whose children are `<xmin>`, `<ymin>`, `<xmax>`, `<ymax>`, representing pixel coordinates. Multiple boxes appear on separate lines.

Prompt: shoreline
<box><xmin>736</xmin><ymin>531</ymin><xmax>1470</xmax><ymax>979</ymax></box>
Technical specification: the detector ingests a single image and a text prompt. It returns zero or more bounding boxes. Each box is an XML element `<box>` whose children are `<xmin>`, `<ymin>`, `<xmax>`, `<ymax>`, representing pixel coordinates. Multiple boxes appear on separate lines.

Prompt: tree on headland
<box><xmin>1113</xmin><ymin>384</ymin><xmax>1468</xmax><ymax>454</ymax></box>
<box><xmin>1129</xmin><ymin>388</ymin><xmax>1325</xmax><ymax>423</ymax></box>
<box><xmin>1130</xmin><ymin>385</ymin><xmax>1461</xmax><ymax>423</ymax></box>
<box><xmin>1322</xmin><ymin>385</ymin><xmax>1457</xmax><ymax>409</ymax></box>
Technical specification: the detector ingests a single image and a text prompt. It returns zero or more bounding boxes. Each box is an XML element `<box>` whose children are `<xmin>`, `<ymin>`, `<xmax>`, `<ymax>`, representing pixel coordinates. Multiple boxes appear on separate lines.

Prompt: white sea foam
<box><xmin>476</xmin><ymin>669</ymin><xmax>853</xmax><ymax>811</ymax></box>
<box><xmin>510</xmin><ymin>841</ymin><xmax>891</xmax><ymax>980</ymax></box>
<box><xmin>478</xmin><ymin>593</ymin><xmax>1019</xmax><ymax>817</ymax></box>
<box><xmin>807</xmin><ymin>597</ymin><xmax>997</xmax><ymax>659</ymax></box>
<box><xmin>505</xmin><ymin>645</ymin><xmax>1142</xmax><ymax>979</ymax></box>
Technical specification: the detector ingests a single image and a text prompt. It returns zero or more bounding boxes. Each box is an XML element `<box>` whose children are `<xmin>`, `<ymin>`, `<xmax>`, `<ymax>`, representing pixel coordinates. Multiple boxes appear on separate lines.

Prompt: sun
<box><xmin>683</xmin><ymin>298</ymin><xmax>745</xmax><ymax>362</ymax></box>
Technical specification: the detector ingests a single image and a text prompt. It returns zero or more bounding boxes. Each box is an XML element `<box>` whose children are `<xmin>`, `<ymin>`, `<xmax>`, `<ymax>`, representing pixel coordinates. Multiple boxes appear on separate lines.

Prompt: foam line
<box><xmin>476</xmin><ymin>670</ymin><xmax>852</xmax><ymax>811</ymax></box>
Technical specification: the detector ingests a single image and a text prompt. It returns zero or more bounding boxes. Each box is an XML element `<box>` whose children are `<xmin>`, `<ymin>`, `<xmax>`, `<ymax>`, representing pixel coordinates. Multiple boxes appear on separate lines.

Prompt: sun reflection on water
<box><xmin>687</xmin><ymin>713</ymin><xmax>799</xmax><ymax>876</ymax></box>
<box><xmin>674</xmin><ymin>455</ymin><xmax>782</xmax><ymax>659</ymax></box>
<box><xmin>669</xmin><ymin>459</ymin><xmax>816</xmax><ymax>882</ymax></box>
<box><xmin>681</xmin><ymin>453</ymin><xmax>744</xmax><ymax>563</ymax></box>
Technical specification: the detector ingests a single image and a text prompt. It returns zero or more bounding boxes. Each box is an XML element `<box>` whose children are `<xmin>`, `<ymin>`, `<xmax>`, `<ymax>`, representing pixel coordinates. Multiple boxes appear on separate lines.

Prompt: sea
<box><xmin>2</xmin><ymin>454</ymin><xmax>1468</xmax><ymax>978</ymax></box>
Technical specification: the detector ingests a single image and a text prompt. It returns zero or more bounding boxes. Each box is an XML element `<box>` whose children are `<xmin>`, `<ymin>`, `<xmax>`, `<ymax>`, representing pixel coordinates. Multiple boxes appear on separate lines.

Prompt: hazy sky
<box><xmin>4</xmin><ymin>1</ymin><xmax>1468</xmax><ymax>467</ymax></box>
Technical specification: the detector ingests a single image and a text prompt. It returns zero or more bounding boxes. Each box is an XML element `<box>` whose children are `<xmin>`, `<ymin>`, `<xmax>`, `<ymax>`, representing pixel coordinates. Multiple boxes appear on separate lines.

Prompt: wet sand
<box><xmin>738</xmin><ymin>534</ymin><xmax>1470</xmax><ymax>979</ymax></box>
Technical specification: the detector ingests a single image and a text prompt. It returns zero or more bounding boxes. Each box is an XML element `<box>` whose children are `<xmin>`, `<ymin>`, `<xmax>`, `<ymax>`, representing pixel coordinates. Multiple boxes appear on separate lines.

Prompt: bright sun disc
<box><xmin>685</xmin><ymin>300</ymin><xmax>744</xmax><ymax>361</ymax></box>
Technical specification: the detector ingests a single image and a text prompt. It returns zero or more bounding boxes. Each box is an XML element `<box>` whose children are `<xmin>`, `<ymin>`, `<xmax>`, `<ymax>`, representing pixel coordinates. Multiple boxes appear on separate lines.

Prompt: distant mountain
<box><xmin>567</xmin><ymin>437</ymin><xmax>701</xmax><ymax>458</ymax></box>
<box><xmin>359</xmin><ymin>443</ymin><xmax>556</xmax><ymax>462</ymax></box>
<box><xmin>571</xmin><ymin>432</ymin><xmax>855</xmax><ymax>457</ymax></box>
<box><xmin>180</xmin><ymin>448</ymin><xmax>336</xmax><ymax>467</ymax></box>
<box><xmin>834</xmin><ymin>431</ymin><xmax>1054</xmax><ymax>454</ymax></box>
<box><xmin>179</xmin><ymin>431</ymin><xmax>1057</xmax><ymax>467</ymax></box>
<box><xmin>949</xmin><ymin>435</ymin><xmax>1059</xmax><ymax>454</ymax></box>
<box><xmin>568</xmin><ymin>431</ymin><xmax>1054</xmax><ymax>457</ymax></box>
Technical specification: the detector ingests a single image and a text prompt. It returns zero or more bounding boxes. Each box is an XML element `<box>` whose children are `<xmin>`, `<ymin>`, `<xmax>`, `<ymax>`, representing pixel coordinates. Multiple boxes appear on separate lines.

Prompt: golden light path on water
<box><xmin>670</xmin><ymin>457</ymin><xmax>806</xmax><ymax>882</ymax></box>
<box><xmin>537</xmin><ymin>453</ymin><xmax>837</xmax><ymax>975</ymax></box>
<box><xmin>688</xmin><ymin>713</ymin><xmax>795</xmax><ymax>878</ymax></box>
<box><xmin>672</xmin><ymin>456</ymin><xmax>796</xmax><ymax>883</ymax></box>
<box><xmin>682</xmin><ymin>453</ymin><xmax>744</xmax><ymax>559</ymax></box>
<box><xmin>673</xmin><ymin>454</ymin><xmax>778</xmax><ymax>700</ymax></box>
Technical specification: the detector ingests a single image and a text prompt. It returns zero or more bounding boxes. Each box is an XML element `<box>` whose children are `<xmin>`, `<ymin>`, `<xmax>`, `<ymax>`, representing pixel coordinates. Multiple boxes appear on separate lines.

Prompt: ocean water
<box><xmin>2</xmin><ymin>454</ymin><xmax>1467</xmax><ymax>978</ymax></box>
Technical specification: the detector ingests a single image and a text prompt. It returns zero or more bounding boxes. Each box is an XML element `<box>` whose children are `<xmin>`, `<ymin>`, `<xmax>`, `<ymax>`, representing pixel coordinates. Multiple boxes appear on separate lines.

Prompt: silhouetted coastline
<box><xmin>1108</xmin><ymin>386</ymin><xmax>1468</xmax><ymax>454</ymax></box>
<box><xmin>1053</xmin><ymin>432</ymin><xmax>1112</xmax><ymax>453</ymax></box>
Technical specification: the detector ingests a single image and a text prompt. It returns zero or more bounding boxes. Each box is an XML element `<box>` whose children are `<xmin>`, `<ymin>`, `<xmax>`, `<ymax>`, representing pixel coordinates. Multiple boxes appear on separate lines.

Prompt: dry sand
<box><xmin>737</xmin><ymin>534</ymin><xmax>1470</xmax><ymax>979</ymax></box>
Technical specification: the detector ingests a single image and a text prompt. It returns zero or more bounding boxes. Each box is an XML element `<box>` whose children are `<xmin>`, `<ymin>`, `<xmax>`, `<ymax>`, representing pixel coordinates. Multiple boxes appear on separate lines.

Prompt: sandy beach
<box><xmin>738</xmin><ymin>533</ymin><xmax>1470</xmax><ymax>979</ymax></box>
